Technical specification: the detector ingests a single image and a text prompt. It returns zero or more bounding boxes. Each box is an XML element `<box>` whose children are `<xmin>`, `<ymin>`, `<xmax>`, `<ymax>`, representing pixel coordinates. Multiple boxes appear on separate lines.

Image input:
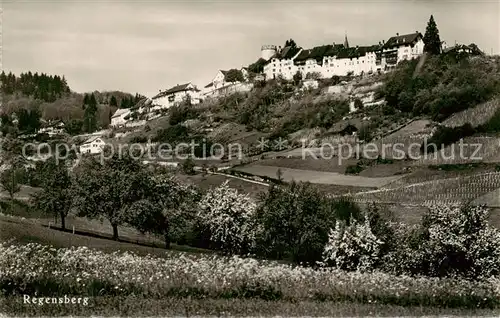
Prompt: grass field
<box><xmin>1</xmin><ymin>238</ymin><xmax>499</xmax><ymax>316</ymax></box>
<box><xmin>2</xmin><ymin>201</ymin><xmax>500</xmax><ymax>316</ymax></box>
<box><xmin>0</xmin><ymin>216</ymin><xmax>209</xmax><ymax>257</ymax></box>
<box><xmin>2</xmin><ymin>295</ymin><xmax>497</xmax><ymax>317</ymax></box>
<box><xmin>175</xmin><ymin>172</ymin><xmax>268</xmax><ymax>198</ymax></box>
<box><xmin>255</xmin><ymin>157</ymin><xmax>358</xmax><ymax>173</ymax></box>
<box><xmin>0</xmin><ymin>185</ymin><xmax>41</xmax><ymax>201</ymax></box>
<box><xmin>235</xmin><ymin>165</ymin><xmax>404</xmax><ymax>187</ymax></box>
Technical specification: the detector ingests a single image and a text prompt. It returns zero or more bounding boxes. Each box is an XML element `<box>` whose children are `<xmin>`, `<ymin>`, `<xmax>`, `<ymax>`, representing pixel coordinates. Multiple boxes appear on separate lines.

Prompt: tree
<box><xmin>276</xmin><ymin>168</ymin><xmax>283</xmax><ymax>182</ymax></box>
<box><xmin>225</xmin><ymin>69</ymin><xmax>244</xmax><ymax>83</ymax></box>
<box><xmin>305</xmin><ymin>72</ymin><xmax>321</xmax><ymax>80</ymax></box>
<box><xmin>0</xmin><ymin>167</ymin><xmax>21</xmax><ymax>202</ymax></box>
<box><xmin>423</xmin><ymin>15</ymin><xmax>442</xmax><ymax>55</ymax></box>
<box><xmin>120</xmin><ymin>98</ymin><xmax>129</xmax><ymax>108</ymax></box>
<box><xmin>83</xmin><ymin>93</ymin><xmax>98</xmax><ymax>133</ymax></box>
<box><xmin>293</xmin><ymin>71</ymin><xmax>302</xmax><ymax>86</ymax></box>
<box><xmin>248</xmin><ymin>58</ymin><xmax>266</xmax><ymax>74</ymax></box>
<box><xmin>181</xmin><ymin>156</ymin><xmax>195</xmax><ymax>175</ymax></box>
<box><xmin>322</xmin><ymin>218</ymin><xmax>383</xmax><ymax>271</ymax></box>
<box><xmin>65</xmin><ymin>119</ymin><xmax>83</xmax><ymax>135</ymax></box>
<box><xmin>354</xmin><ymin>98</ymin><xmax>363</xmax><ymax>110</ymax></box>
<box><xmin>16</xmin><ymin>107</ymin><xmax>41</xmax><ymax>133</ymax></box>
<box><xmin>197</xmin><ymin>181</ymin><xmax>257</xmax><ymax>254</ymax></box>
<box><xmin>254</xmin><ymin>182</ymin><xmax>362</xmax><ymax>264</ymax></box>
<box><xmin>127</xmin><ymin>175</ymin><xmax>201</xmax><ymax>249</ymax></box>
<box><xmin>417</xmin><ymin>204</ymin><xmax>500</xmax><ymax>278</ymax></box>
<box><xmin>72</xmin><ymin>153</ymin><xmax>152</xmax><ymax>240</ymax></box>
<box><xmin>110</xmin><ymin>95</ymin><xmax>118</xmax><ymax>107</ymax></box>
<box><xmin>285</xmin><ymin>39</ymin><xmax>297</xmax><ymax>48</ymax></box>
<box><xmin>32</xmin><ymin>158</ymin><xmax>73</xmax><ymax>229</ymax></box>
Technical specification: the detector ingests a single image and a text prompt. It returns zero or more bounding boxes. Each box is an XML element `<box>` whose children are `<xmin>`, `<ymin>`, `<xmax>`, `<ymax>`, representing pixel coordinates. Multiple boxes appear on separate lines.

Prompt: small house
<box><xmin>79</xmin><ymin>136</ymin><xmax>106</xmax><ymax>154</ymax></box>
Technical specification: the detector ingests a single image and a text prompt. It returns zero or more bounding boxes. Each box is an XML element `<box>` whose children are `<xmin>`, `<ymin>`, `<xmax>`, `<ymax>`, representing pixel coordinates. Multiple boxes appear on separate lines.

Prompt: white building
<box><xmin>260</xmin><ymin>31</ymin><xmax>425</xmax><ymax>80</ymax></box>
<box><xmin>151</xmin><ymin>82</ymin><xmax>201</xmax><ymax>109</ymax></box>
<box><xmin>110</xmin><ymin>108</ymin><xmax>131</xmax><ymax>127</ymax></box>
<box><xmin>203</xmin><ymin>69</ymin><xmax>252</xmax><ymax>98</ymax></box>
<box><xmin>263</xmin><ymin>45</ymin><xmax>303</xmax><ymax>80</ymax></box>
<box><xmin>380</xmin><ymin>32</ymin><xmax>424</xmax><ymax>69</ymax></box>
<box><xmin>79</xmin><ymin>136</ymin><xmax>106</xmax><ymax>154</ymax></box>
<box><xmin>38</xmin><ymin>120</ymin><xmax>65</xmax><ymax>136</ymax></box>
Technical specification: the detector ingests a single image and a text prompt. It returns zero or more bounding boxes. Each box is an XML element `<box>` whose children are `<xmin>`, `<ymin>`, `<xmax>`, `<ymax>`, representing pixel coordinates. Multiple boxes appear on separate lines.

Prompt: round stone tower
<box><xmin>261</xmin><ymin>45</ymin><xmax>277</xmax><ymax>61</ymax></box>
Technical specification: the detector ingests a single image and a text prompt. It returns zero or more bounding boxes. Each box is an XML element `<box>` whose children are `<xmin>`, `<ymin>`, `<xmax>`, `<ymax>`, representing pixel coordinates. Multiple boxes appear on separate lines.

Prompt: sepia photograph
<box><xmin>0</xmin><ymin>0</ymin><xmax>500</xmax><ymax>316</ymax></box>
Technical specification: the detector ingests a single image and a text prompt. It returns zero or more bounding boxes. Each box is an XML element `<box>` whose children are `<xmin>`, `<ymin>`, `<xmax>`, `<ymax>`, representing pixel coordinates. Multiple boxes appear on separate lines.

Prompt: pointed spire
<box><xmin>344</xmin><ymin>30</ymin><xmax>349</xmax><ymax>49</ymax></box>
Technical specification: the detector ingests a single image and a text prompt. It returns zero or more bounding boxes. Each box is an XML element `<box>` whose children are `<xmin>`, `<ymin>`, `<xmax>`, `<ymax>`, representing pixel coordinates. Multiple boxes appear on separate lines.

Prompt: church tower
<box><xmin>344</xmin><ymin>31</ymin><xmax>349</xmax><ymax>48</ymax></box>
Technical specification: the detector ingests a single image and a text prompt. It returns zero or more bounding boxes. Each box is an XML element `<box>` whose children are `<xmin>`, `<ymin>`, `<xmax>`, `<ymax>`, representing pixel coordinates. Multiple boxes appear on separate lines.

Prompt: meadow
<box><xmin>1</xmin><ymin>241</ymin><xmax>499</xmax><ymax>316</ymax></box>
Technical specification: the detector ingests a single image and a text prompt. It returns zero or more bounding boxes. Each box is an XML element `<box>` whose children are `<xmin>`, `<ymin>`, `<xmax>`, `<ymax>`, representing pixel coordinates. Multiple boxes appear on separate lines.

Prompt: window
<box><xmin>168</xmin><ymin>95</ymin><xmax>175</xmax><ymax>102</ymax></box>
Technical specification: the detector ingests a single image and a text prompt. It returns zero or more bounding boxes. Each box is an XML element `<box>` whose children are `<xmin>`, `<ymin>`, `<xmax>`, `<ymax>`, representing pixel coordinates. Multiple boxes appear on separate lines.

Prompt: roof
<box><xmin>204</xmin><ymin>82</ymin><xmax>214</xmax><ymax>88</ymax></box>
<box><xmin>152</xmin><ymin>83</ymin><xmax>198</xmax><ymax>99</ymax></box>
<box><xmin>294</xmin><ymin>43</ymin><xmax>379</xmax><ymax>63</ymax></box>
<box><xmin>329</xmin><ymin>118</ymin><xmax>364</xmax><ymax>134</ymax></box>
<box><xmin>265</xmin><ymin>45</ymin><xmax>302</xmax><ymax>64</ymax></box>
<box><xmin>44</xmin><ymin>119</ymin><xmax>65</xmax><ymax>128</ymax></box>
<box><xmin>443</xmin><ymin>44</ymin><xmax>485</xmax><ymax>56</ymax></box>
<box><xmin>383</xmin><ymin>32</ymin><xmax>422</xmax><ymax>49</ymax></box>
<box><xmin>111</xmin><ymin>108</ymin><xmax>130</xmax><ymax>118</ymax></box>
<box><xmin>83</xmin><ymin>136</ymin><xmax>104</xmax><ymax>144</ymax></box>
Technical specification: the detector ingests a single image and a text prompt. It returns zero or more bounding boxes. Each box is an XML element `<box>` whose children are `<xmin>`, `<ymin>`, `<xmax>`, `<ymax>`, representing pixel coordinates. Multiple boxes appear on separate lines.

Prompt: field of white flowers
<box><xmin>1</xmin><ymin>242</ymin><xmax>499</xmax><ymax>310</ymax></box>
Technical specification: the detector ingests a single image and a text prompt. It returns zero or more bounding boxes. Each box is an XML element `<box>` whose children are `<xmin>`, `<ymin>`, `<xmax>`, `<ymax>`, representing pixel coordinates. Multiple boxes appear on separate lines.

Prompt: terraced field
<box><xmin>442</xmin><ymin>98</ymin><xmax>500</xmax><ymax>128</ymax></box>
<box><xmin>411</xmin><ymin>136</ymin><xmax>500</xmax><ymax>166</ymax></box>
<box><xmin>345</xmin><ymin>171</ymin><xmax>500</xmax><ymax>205</ymax></box>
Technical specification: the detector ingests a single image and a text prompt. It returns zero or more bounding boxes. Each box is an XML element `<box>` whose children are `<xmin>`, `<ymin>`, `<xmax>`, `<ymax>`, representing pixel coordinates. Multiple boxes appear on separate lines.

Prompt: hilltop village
<box><xmin>146</xmin><ymin>31</ymin><xmax>426</xmax><ymax>111</ymax></box>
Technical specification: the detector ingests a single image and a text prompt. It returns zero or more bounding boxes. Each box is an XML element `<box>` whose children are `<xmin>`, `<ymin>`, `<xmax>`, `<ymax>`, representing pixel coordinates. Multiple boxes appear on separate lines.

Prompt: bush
<box><xmin>197</xmin><ymin>181</ymin><xmax>257</xmax><ymax>254</ymax></box>
<box><xmin>354</xmin><ymin>98</ymin><xmax>363</xmax><ymax>110</ymax></box>
<box><xmin>169</xmin><ymin>103</ymin><xmax>198</xmax><ymax>126</ymax></box>
<box><xmin>382</xmin><ymin>55</ymin><xmax>500</xmax><ymax>120</ymax></box>
<box><xmin>181</xmin><ymin>157</ymin><xmax>195</xmax><ymax>175</ymax></box>
<box><xmin>254</xmin><ymin>182</ymin><xmax>362</xmax><ymax>265</ymax></box>
<box><xmin>419</xmin><ymin>204</ymin><xmax>500</xmax><ymax>278</ymax></box>
<box><xmin>322</xmin><ymin>218</ymin><xmax>383</xmax><ymax>271</ymax></box>
<box><xmin>153</xmin><ymin>124</ymin><xmax>189</xmax><ymax>143</ymax></box>
<box><xmin>345</xmin><ymin>164</ymin><xmax>364</xmax><ymax>175</ymax></box>
<box><xmin>129</xmin><ymin>134</ymin><xmax>148</xmax><ymax>143</ymax></box>
<box><xmin>383</xmin><ymin>204</ymin><xmax>500</xmax><ymax>278</ymax></box>
<box><xmin>421</xmin><ymin>124</ymin><xmax>475</xmax><ymax>153</ymax></box>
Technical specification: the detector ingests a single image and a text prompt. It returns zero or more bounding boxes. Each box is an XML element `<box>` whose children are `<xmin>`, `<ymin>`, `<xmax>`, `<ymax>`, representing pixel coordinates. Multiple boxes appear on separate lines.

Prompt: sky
<box><xmin>3</xmin><ymin>0</ymin><xmax>500</xmax><ymax>98</ymax></box>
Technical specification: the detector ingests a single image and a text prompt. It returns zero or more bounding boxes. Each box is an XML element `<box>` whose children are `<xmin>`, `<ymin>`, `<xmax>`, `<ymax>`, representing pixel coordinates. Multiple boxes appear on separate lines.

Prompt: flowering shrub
<box><xmin>419</xmin><ymin>204</ymin><xmax>500</xmax><ymax>278</ymax></box>
<box><xmin>322</xmin><ymin>219</ymin><xmax>383</xmax><ymax>271</ymax></box>
<box><xmin>0</xmin><ymin>242</ymin><xmax>498</xmax><ymax>308</ymax></box>
<box><xmin>197</xmin><ymin>181</ymin><xmax>257</xmax><ymax>254</ymax></box>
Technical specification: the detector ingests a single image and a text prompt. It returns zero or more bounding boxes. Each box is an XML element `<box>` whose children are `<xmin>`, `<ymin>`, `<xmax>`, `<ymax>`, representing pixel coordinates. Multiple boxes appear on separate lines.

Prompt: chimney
<box><xmin>396</xmin><ymin>32</ymin><xmax>399</xmax><ymax>36</ymax></box>
<box><xmin>382</xmin><ymin>40</ymin><xmax>385</xmax><ymax>44</ymax></box>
